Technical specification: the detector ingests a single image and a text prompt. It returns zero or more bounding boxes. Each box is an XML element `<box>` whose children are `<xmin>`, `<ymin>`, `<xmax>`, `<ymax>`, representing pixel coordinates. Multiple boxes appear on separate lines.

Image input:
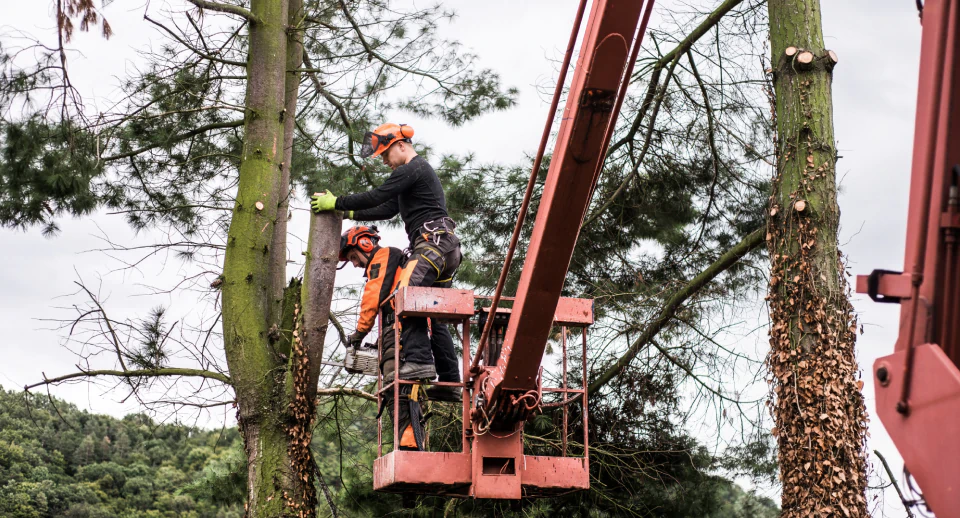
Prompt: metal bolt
<box><xmin>896</xmin><ymin>401</ymin><xmax>910</xmax><ymax>416</ymax></box>
<box><xmin>876</xmin><ymin>366</ymin><xmax>890</xmax><ymax>386</ymax></box>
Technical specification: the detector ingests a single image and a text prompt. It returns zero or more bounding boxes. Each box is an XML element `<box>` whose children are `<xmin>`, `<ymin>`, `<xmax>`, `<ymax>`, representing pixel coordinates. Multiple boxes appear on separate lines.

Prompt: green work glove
<box><xmin>310</xmin><ymin>190</ymin><xmax>337</xmax><ymax>213</ymax></box>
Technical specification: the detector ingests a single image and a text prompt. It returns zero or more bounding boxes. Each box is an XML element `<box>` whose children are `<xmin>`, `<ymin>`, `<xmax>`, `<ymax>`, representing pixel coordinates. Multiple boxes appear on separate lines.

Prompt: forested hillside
<box><xmin>0</xmin><ymin>388</ymin><xmax>245</xmax><ymax>517</ymax></box>
<box><xmin>1</xmin><ymin>387</ymin><xmax>776</xmax><ymax>517</ymax></box>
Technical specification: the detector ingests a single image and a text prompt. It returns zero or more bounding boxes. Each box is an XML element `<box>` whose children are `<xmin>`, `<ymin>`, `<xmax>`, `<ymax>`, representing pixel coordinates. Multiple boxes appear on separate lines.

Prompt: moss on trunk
<box><xmin>220</xmin><ymin>0</ymin><xmax>330</xmax><ymax>516</ymax></box>
<box><xmin>766</xmin><ymin>1</ymin><xmax>868</xmax><ymax>516</ymax></box>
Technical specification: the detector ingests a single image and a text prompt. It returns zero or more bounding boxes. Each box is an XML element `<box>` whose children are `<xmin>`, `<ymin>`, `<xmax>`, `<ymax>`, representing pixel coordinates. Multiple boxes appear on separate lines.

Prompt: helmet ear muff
<box><xmin>358</xmin><ymin>237</ymin><xmax>374</xmax><ymax>253</ymax></box>
<box><xmin>399</xmin><ymin>124</ymin><xmax>414</xmax><ymax>139</ymax></box>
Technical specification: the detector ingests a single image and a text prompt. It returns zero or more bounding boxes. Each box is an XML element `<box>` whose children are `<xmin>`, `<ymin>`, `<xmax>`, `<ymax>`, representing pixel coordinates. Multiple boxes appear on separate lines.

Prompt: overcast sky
<box><xmin>0</xmin><ymin>1</ymin><xmax>925</xmax><ymax>516</ymax></box>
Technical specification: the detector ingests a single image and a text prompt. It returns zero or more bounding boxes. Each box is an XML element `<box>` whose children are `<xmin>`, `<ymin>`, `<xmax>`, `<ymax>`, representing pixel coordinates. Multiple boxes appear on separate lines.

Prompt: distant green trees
<box><xmin>2</xmin><ymin>381</ymin><xmax>777</xmax><ymax>517</ymax></box>
<box><xmin>0</xmin><ymin>387</ymin><xmax>245</xmax><ymax>518</ymax></box>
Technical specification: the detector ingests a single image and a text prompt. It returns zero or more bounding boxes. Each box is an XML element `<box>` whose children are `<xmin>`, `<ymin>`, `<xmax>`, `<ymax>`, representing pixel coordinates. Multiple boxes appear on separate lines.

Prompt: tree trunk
<box><xmin>220</xmin><ymin>0</ymin><xmax>335</xmax><ymax>516</ymax></box>
<box><xmin>268</xmin><ymin>0</ymin><xmax>304</xmax><ymax>330</ymax></box>
<box><xmin>766</xmin><ymin>1</ymin><xmax>868</xmax><ymax>516</ymax></box>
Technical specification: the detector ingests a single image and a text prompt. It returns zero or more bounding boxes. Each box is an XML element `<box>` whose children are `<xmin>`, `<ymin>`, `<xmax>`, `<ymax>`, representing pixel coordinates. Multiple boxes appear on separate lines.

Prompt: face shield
<box><xmin>360</xmin><ymin>131</ymin><xmax>395</xmax><ymax>159</ymax></box>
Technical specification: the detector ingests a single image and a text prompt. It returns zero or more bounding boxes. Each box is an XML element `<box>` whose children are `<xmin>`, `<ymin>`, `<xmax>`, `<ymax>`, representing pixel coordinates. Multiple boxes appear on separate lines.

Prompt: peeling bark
<box><xmin>766</xmin><ymin>1</ymin><xmax>868</xmax><ymax>516</ymax></box>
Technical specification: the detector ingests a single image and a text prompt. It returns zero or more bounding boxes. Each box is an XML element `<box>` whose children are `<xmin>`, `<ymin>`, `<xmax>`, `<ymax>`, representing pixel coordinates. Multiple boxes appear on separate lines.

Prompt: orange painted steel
<box><xmin>476</xmin><ymin>297</ymin><xmax>595</xmax><ymax>326</ymax></box>
<box><xmin>394</xmin><ymin>287</ymin><xmax>475</xmax><ymax>319</ymax></box>
<box><xmin>856</xmin><ymin>0</ymin><xmax>960</xmax><ymax>514</ymax></box>
<box><xmin>873</xmin><ymin>345</ymin><xmax>960</xmax><ymax>514</ymax></box>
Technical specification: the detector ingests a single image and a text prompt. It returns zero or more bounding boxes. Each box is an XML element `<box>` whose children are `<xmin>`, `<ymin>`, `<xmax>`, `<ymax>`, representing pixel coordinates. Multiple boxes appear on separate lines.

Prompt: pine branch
<box><xmin>25</xmin><ymin>367</ymin><xmax>232</xmax><ymax>390</ymax></box>
<box><xmin>589</xmin><ymin>228</ymin><xmax>764</xmax><ymax>394</ymax></box>
<box><xmin>102</xmin><ymin>119</ymin><xmax>244</xmax><ymax>162</ymax></box>
<box><xmin>184</xmin><ymin>0</ymin><xmax>261</xmax><ymax>24</ymax></box>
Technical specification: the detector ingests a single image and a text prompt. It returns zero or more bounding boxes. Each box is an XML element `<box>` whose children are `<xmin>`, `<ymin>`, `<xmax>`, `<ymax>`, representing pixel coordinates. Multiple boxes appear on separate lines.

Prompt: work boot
<box><xmin>398</xmin><ymin>361</ymin><xmax>437</xmax><ymax>380</ymax></box>
<box><xmin>428</xmin><ymin>385</ymin><xmax>462</xmax><ymax>402</ymax></box>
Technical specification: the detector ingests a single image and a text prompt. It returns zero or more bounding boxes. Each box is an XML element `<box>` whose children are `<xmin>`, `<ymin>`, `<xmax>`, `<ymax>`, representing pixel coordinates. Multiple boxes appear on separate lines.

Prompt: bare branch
<box><xmin>73</xmin><ymin>280</ymin><xmax>129</xmax><ymax>372</ymax></box>
<box><xmin>300</xmin><ymin>52</ymin><xmax>377</xmax><ymax>188</ymax></box>
<box><xmin>316</xmin><ymin>386</ymin><xmax>375</xmax><ymax>402</ymax></box>
<box><xmin>582</xmin><ymin>51</ymin><xmax>680</xmax><ymax>229</ymax></box>
<box><xmin>608</xmin><ymin>0</ymin><xmax>745</xmax><ymax>156</ymax></box>
<box><xmin>336</xmin><ymin>0</ymin><xmax>457</xmax><ymax>95</ymax></box>
<box><xmin>185</xmin><ymin>0</ymin><xmax>261</xmax><ymax>24</ymax></box>
<box><xmin>874</xmin><ymin>450</ymin><xmax>916</xmax><ymax>518</ymax></box>
<box><xmin>26</xmin><ymin>367</ymin><xmax>232</xmax><ymax>390</ymax></box>
<box><xmin>589</xmin><ymin>228</ymin><xmax>764</xmax><ymax>394</ymax></box>
<box><xmin>144</xmin><ymin>15</ymin><xmax>247</xmax><ymax>68</ymax></box>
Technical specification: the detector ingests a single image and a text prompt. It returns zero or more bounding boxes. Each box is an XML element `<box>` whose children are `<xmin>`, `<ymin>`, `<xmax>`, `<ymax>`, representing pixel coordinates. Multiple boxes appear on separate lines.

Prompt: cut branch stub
<box><xmin>795</xmin><ymin>50</ymin><xmax>815</xmax><ymax>70</ymax></box>
<box><xmin>794</xmin><ymin>200</ymin><xmax>807</xmax><ymax>212</ymax></box>
<box><xmin>785</xmin><ymin>46</ymin><xmax>799</xmax><ymax>58</ymax></box>
<box><xmin>823</xmin><ymin>49</ymin><xmax>839</xmax><ymax>72</ymax></box>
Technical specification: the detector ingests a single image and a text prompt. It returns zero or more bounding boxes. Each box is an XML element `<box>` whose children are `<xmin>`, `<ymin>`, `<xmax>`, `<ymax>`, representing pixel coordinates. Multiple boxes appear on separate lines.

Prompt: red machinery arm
<box><xmin>476</xmin><ymin>0</ymin><xmax>653</xmax><ymax>429</ymax></box>
<box><xmin>857</xmin><ymin>0</ymin><xmax>960</xmax><ymax>515</ymax></box>
<box><xmin>373</xmin><ymin>1</ymin><xmax>656</xmax><ymax>500</ymax></box>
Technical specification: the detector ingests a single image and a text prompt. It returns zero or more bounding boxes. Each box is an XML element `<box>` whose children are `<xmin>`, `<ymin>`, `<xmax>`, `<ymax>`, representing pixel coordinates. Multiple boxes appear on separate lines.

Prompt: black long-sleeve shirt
<box><xmin>335</xmin><ymin>156</ymin><xmax>450</xmax><ymax>242</ymax></box>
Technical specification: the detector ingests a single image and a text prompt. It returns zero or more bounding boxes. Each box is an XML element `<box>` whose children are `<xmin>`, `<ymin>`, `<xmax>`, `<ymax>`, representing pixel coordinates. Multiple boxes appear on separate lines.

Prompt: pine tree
<box><xmin>765</xmin><ymin>1</ymin><xmax>868</xmax><ymax>515</ymax></box>
<box><xmin>5</xmin><ymin>1</ymin><xmax>516</xmax><ymax>515</ymax></box>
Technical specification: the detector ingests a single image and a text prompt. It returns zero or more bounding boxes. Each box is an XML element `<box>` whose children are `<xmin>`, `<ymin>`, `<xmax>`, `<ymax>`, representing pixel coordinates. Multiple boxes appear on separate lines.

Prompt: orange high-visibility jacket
<box><xmin>357</xmin><ymin>246</ymin><xmax>405</xmax><ymax>334</ymax></box>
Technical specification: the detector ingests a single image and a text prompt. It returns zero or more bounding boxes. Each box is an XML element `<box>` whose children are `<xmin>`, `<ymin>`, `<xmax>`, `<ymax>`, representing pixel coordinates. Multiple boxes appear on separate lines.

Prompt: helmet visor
<box><xmin>360</xmin><ymin>131</ymin><xmax>398</xmax><ymax>158</ymax></box>
<box><xmin>338</xmin><ymin>232</ymin><xmax>350</xmax><ymax>261</ymax></box>
<box><xmin>360</xmin><ymin>132</ymin><xmax>376</xmax><ymax>158</ymax></box>
<box><xmin>360</xmin><ymin>132</ymin><xmax>384</xmax><ymax>159</ymax></box>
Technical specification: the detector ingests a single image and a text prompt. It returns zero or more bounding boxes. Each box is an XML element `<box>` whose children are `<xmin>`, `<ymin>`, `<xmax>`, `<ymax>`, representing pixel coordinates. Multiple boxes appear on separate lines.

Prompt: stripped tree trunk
<box><xmin>766</xmin><ymin>1</ymin><xmax>868</xmax><ymax>517</ymax></box>
<box><xmin>220</xmin><ymin>0</ymin><xmax>339</xmax><ymax>516</ymax></box>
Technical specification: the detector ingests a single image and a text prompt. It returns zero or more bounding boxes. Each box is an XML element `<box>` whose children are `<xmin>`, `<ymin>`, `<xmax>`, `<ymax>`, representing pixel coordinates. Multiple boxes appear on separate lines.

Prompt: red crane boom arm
<box><xmin>374</xmin><ymin>0</ymin><xmax>655</xmax><ymax>500</ymax></box>
<box><xmin>480</xmin><ymin>0</ymin><xmax>653</xmax><ymax>427</ymax></box>
<box><xmin>857</xmin><ymin>0</ymin><xmax>960</xmax><ymax>515</ymax></box>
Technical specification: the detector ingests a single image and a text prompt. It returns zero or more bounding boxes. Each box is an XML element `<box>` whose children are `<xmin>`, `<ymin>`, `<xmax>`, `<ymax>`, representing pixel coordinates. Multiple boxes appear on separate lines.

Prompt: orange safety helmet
<box><xmin>339</xmin><ymin>225</ymin><xmax>381</xmax><ymax>261</ymax></box>
<box><xmin>360</xmin><ymin>123</ymin><xmax>414</xmax><ymax>158</ymax></box>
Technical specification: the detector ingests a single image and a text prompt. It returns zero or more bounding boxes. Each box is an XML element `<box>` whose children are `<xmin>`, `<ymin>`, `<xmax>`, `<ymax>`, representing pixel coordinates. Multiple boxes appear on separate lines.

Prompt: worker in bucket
<box><xmin>337</xmin><ymin>225</ymin><xmax>422</xmax><ymax>450</ymax></box>
<box><xmin>312</xmin><ymin>123</ymin><xmax>462</xmax><ymax>402</ymax></box>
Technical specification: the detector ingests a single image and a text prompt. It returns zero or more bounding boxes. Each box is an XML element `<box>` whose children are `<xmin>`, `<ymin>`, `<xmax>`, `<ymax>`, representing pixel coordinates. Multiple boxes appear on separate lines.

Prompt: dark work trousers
<box><xmin>380</xmin><ymin>320</ymin><xmax>420</xmax><ymax>449</ymax></box>
<box><xmin>398</xmin><ymin>230</ymin><xmax>462</xmax><ymax>383</ymax></box>
<box><xmin>430</xmin><ymin>318</ymin><xmax>460</xmax><ymax>383</ymax></box>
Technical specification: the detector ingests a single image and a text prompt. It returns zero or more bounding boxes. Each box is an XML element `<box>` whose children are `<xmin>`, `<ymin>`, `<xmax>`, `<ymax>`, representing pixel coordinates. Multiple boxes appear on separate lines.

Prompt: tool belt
<box><xmin>419</xmin><ymin>217</ymin><xmax>457</xmax><ymax>245</ymax></box>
